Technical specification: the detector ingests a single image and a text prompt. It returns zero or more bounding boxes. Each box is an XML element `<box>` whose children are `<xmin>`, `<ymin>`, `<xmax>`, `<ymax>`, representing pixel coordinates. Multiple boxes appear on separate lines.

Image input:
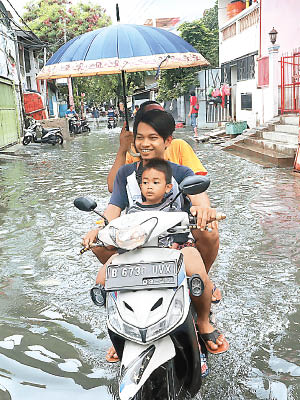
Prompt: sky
<box><xmin>4</xmin><ymin>0</ymin><xmax>215</xmax><ymax>25</ymax></box>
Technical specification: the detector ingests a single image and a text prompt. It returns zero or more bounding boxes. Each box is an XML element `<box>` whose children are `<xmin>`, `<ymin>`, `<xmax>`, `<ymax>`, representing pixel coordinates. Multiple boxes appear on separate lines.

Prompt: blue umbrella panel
<box><xmin>37</xmin><ymin>24</ymin><xmax>209</xmax><ymax>79</ymax></box>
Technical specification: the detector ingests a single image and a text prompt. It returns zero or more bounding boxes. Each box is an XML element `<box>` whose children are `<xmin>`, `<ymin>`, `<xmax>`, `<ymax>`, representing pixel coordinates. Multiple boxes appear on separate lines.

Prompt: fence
<box><xmin>280</xmin><ymin>52</ymin><xmax>300</xmax><ymax>114</ymax></box>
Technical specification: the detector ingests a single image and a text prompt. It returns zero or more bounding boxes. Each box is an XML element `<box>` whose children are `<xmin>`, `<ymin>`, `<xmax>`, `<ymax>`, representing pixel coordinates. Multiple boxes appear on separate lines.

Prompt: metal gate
<box><xmin>280</xmin><ymin>52</ymin><xmax>300</xmax><ymax>114</ymax></box>
<box><xmin>204</xmin><ymin>68</ymin><xmax>230</xmax><ymax>123</ymax></box>
<box><xmin>0</xmin><ymin>77</ymin><xmax>20</xmax><ymax>149</ymax></box>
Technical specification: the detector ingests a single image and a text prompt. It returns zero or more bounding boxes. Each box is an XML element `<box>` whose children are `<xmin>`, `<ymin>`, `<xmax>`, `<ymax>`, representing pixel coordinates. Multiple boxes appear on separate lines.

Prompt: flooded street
<box><xmin>0</xmin><ymin>122</ymin><xmax>299</xmax><ymax>400</ymax></box>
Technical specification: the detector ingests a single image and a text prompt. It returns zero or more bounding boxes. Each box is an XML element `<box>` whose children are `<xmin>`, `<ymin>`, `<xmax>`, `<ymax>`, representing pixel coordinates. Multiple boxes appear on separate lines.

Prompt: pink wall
<box><xmin>261</xmin><ymin>0</ymin><xmax>300</xmax><ymax>57</ymax></box>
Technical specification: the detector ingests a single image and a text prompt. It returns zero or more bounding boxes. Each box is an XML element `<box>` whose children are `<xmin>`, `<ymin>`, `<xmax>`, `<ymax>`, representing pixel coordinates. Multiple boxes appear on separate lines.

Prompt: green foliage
<box><xmin>157</xmin><ymin>1</ymin><xmax>219</xmax><ymax>101</ymax></box>
<box><xmin>22</xmin><ymin>0</ymin><xmax>145</xmax><ymax>104</ymax></box>
<box><xmin>23</xmin><ymin>0</ymin><xmax>111</xmax><ymax>55</ymax></box>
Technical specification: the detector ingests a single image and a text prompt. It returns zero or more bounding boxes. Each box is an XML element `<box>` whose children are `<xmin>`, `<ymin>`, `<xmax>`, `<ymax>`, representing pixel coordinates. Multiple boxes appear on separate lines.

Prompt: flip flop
<box><xmin>212</xmin><ymin>284</ymin><xmax>222</xmax><ymax>304</ymax></box>
<box><xmin>105</xmin><ymin>346</ymin><xmax>120</xmax><ymax>363</ymax></box>
<box><xmin>200</xmin><ymin>330</ymin><xmax>229</xmax><ymax>354</ymax></box>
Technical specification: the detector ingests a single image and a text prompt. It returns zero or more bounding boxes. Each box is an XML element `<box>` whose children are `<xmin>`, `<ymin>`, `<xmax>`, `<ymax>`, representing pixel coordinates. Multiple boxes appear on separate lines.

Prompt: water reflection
<box><xmin>0</xmin><ymin>123</ymin><xmax>299</xmax><ymax>399</ymax></box>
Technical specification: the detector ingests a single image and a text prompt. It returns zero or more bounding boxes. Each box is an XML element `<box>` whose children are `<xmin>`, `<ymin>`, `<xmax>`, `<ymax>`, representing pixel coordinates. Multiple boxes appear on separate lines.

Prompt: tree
<box><xmin>157</xmin><ymin>1</ymin><xmax>219</xmax><ymax>101</ymax></box>
<box><xmin>23</xmin><ymin>0</ymin><xmax>111</xmax><ymax>55</ymax></box>
<box><xmin>22</xmin><ymin>0</ymin><xmax>145</xmax><ymax>104</ymax></box>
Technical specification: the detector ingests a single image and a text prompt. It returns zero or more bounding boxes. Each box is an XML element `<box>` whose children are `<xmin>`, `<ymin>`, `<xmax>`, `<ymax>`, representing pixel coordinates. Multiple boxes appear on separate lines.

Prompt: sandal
<box><xmin>212</xmin><ymin>284</ymin><xmax>222</xmax><ymax>304</ymax></box>
<box><xmin>200</xmin><ymin>329</ymin><xmax>229</xmax><ymax>354</ymax></box>
<box><xmin>105</xmin><ymin>346</ymin><xmax>120</xmax><ymax>363</ymax></box>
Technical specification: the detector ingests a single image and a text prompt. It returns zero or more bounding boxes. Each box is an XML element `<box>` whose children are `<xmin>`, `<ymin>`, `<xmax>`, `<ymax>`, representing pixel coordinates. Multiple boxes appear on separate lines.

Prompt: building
<box><xmin>0</xmin><ymin>1</ymin><xmax>48</xmax><ymax>148</ymax></box>
<box><xmin>218</xmin><ymin>0</ymin><xmax>300</xmax><ymax>128</ymax></box>
<box><xmin>0</xmin><ymin>1</ymin><xmax>21</xmax><ymax>148</ymax></box>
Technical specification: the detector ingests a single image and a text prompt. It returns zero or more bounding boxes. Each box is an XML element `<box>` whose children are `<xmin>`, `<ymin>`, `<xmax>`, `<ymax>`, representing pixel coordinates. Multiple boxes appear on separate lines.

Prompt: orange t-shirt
<box><xmin>125</xmin><ymin>139</ymin><xmax>207</xmax><ymax>175</ymax></box>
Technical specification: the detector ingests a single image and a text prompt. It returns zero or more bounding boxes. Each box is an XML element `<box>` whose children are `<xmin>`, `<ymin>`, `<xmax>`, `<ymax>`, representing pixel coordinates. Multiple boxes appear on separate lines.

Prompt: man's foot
<box><xmin>200</xmin><ymin>329</ymin><xmax>229</xmax><ymax>354</ymax></box>
<box><xmin>106</xmin><ymin>345</ymin><xmax>119</xmax><ymax>363</ymax></box>
<box><xmin>212</xmin><ymin>284</ymin><xmax>222</xmax><ymax>304</ymax></box>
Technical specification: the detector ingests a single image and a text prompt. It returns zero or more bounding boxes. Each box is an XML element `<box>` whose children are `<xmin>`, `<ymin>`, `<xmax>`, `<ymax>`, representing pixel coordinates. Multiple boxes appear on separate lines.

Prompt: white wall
<box><xmin>219</xmin><ymin>4</ymin><xmax>260</xmax><ymax>65</ymax></box>
<box><xmin>236</xmin><ymin>78</ymin><xmax>259</xmax><ymax>127</ymax></box>
<box><xmin>220</xmin><ymin>23</ymin><xmax>259</xmax><ymax>65</ymax></box>
<box><xmin>0</xmin><ymin>24</ymin><xmax>18</xmax><ymax>83</ymax></box>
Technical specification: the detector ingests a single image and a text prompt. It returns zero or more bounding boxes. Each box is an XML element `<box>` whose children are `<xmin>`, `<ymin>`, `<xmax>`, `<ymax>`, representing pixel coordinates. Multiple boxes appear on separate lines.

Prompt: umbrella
<box><xmin>37</xmin><ymin>18</ymin><xmax>209</xmax><ymax>127</ymax></box>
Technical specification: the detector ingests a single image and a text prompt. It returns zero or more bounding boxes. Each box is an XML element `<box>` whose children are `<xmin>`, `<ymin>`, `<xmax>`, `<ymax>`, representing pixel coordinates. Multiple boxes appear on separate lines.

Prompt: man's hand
<box><xmin>82</xmin><ymin>228</ymin><xmax>99</xmax><ymax>248</ymax></box>
<box><xmin>190</xmin><ymin>206</ymin><xmax>218</xmax><ymax>231</ymax></box>
<box><xmin>119</xmin><ymin>122</ymin><xmax>133</xmax><ymax>153</ymax></box>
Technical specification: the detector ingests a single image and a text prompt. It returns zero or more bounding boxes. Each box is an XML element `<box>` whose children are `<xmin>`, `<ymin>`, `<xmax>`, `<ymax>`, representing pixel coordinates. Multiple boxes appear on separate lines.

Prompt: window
<box><xmin>24</xmin><ymin>49</ymin><xmax>31</xmax><ymax>73</ymax></box>
<box><xmin>241</xmin><ymin>93</ymin><xmax>252</xmax><ymax>110</ymax></box>
<box><xmin>258</xmin><ymin>57</ymin><xmax>269</xmax><ymax>87</ymax></box>
<box><xmin>237</xmin><ymin>55</ymin><xmax>255</xmax><ymax>81</ymax></box>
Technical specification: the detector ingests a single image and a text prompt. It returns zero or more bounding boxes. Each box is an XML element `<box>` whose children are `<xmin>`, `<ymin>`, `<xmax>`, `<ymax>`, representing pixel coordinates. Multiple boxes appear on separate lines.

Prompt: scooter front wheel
<box><xmin>56</xmin><ymin>135</ymin><xmax>64</xmax><ymax>145</ymax></box>
<box><xmin>22</xmin><ymin>136</ymin><xmax>31</xmax><ymax>145</ymax></box>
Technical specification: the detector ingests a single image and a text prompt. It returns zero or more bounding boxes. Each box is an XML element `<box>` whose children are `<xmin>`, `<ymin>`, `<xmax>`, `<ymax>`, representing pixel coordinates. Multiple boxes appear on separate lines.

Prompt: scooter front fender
<box><xmin>119</xmin><ymin>336</ymin><xmax>175</xmax><ymax>400</ymax></box>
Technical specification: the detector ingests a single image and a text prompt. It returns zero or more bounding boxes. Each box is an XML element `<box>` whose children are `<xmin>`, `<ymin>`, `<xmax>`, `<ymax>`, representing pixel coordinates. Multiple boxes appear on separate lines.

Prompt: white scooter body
<box><xmin>98</xmin><ymin>211</ymin><xmax>196</xmax><ymax>400</ymax></box>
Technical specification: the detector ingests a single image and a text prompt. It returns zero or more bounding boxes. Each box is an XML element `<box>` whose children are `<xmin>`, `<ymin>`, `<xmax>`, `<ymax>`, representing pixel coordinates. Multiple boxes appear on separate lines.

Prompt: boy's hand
<box><xmin>190</xmin><ymin>206</ymin><xmax>217</xmax><ymax>231</ymax></box>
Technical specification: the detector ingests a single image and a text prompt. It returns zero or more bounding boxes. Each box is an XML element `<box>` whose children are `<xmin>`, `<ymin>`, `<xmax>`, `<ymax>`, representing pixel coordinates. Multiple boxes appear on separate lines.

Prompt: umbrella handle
<box><xmin>121</xmin><ymin>70</ymin><xmax>130</xmax><ymax>131</ymax></box>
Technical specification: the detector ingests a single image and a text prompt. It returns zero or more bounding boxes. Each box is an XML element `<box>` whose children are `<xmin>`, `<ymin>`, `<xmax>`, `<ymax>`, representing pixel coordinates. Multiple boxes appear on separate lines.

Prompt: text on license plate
<box><xmin>108</xmin><ymin>263</ymin><xmax>175</xmax><ymax>278</ymax></box>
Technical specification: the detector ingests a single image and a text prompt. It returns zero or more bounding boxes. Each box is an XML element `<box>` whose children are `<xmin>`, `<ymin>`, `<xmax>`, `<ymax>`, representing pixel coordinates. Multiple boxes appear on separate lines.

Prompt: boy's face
<box><xmin>140</xmin><ymin>168</ymin><xmax>172</xmax><ymax>205</ymax></box>
<box><xmin>135</xmin><ymin>122</ymin><xmax>172</xmax><ymax>162</ymax></box>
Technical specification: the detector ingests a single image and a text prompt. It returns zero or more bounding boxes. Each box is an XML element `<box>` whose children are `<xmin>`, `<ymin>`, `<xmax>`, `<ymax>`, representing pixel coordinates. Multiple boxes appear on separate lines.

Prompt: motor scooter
<box><xmin>22</xmin><ymin>119</ymin><xmax>63</xmax><ymax>145</ymax></box>
<box><xmin>107</xmin><ymin>116</ymin><xmax>118</xmax><ymax>129</ymax></box>
<box><xmin>69</xmin><ymin>117</ymin><xmax>91</xmax><ymax>134</ymax></box>
<box><xmin>74</xmin><ymin>175</ymin><xmax>225</xmax><ymax>400</ymax></box>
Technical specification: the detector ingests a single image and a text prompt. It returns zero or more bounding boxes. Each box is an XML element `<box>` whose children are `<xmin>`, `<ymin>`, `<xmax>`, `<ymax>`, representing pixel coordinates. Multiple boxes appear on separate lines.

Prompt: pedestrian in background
<box><xmin>188</xmin><ymin>91</ymin><xmax>199</xmax><ymax>139</ymax></box>
<box><xmin>92</xmin><ymin>107</ymin><xmax>100</xmax><ymax>127</ymax></box>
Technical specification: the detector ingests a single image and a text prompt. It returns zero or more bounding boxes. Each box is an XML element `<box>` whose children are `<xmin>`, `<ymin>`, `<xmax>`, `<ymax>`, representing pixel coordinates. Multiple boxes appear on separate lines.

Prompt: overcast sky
<box><xmin>5</xmin><ymin>0</ymin><xmax>215</xmax><ymax>25</ymax></box>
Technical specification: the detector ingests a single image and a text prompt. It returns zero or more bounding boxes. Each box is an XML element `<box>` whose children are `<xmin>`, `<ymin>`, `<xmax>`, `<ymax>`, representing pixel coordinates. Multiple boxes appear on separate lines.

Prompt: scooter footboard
<box><xmin>119</xmin><ymin>336</ymin><xmax>175</xmax><ymax>400</ymax></box>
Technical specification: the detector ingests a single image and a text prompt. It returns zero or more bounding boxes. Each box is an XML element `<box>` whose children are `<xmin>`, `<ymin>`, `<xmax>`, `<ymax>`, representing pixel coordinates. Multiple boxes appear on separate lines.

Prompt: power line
<box><xmin>3</xmin><ymin>0</ymin><xmax>44</xmax><ymax>45</ymax></box>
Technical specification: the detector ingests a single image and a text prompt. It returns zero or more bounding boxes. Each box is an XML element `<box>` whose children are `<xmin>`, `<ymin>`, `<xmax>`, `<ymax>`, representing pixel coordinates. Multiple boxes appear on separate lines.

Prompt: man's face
<box><xmin>135</xmin><ymin>122</ymin><xmax>172</xmax><ymax>162</ymax></box>
<box><xmin>140</xmin><ymin>168</ymin><xmax>172</xmax><ymax>205</ymax></box>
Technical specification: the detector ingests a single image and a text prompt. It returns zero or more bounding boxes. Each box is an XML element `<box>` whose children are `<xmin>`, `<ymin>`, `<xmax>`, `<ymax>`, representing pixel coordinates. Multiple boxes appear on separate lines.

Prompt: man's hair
<box><xmin>139</xmin><ymin>100</ymin><xmax>161</xmax><ymax>111</ymax></box>
<box><xmin>133</xmin><ymin>109</ymin><xmax>175</xmax><ymax>141</ymax></box>
<box><xmin>190</xmin><ymin>91</ymin><xmax>195</xmax><ymax>96</ymax></box>
<box><xmin>142</xmin><ymin>158</ymin><xmax>172</xmax><ymax>184</ymax></box>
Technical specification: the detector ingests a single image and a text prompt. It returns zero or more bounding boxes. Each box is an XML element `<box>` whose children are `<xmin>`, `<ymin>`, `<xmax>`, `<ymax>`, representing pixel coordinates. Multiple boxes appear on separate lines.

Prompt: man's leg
<box><xmin>191</xmin><ymin>227</ymin><xmax>219</xmax><ymax>273</ymax></box>
<box><xmin>180</xmin><ymin>247</ymin><xmax>225</xmax><ymax>351</ymax></box>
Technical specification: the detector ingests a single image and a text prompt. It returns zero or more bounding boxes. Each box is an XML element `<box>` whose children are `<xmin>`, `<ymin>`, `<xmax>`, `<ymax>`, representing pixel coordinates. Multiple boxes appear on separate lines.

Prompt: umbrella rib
<box><xmin>82</xmin><ymin>30</ymin><xmax>102</xmax><ymax>61</ymax></box>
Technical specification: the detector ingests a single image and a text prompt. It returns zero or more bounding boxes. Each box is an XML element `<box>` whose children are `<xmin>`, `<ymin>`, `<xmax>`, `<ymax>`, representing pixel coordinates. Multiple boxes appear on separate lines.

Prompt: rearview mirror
<box><xmin>74</xmin><ymin>197</ymin><xmax>97</xmax><ymax>212</ymax></box>
<box><xmin>179</xmin><ymin>175</ymin><xmax>210</xmax><ymax>195</ymax></box>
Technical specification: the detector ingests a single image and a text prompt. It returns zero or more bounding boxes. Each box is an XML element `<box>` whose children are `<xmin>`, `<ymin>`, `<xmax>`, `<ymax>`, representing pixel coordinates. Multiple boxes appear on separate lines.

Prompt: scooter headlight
<box><xmin>146</xmin><ymin>286</ymin><xmax>184</xmax><ymax>342</ymax></box>
<box><xmin>109</xmin><ymin>217</ymin><xmax>157</xmax><ymax>250</ymax></box>
<box><xmin>107</xmin><ymin>294</ymin><xmax>141</xmax><ymax>341</ymax></box>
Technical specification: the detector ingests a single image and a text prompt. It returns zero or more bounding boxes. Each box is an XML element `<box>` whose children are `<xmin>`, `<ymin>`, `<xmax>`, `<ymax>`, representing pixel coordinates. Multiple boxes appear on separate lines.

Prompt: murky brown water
<box><xmin>0</xmin><ymin>121</ymin><xmax>299</xmax><ymax>400</ymax></box>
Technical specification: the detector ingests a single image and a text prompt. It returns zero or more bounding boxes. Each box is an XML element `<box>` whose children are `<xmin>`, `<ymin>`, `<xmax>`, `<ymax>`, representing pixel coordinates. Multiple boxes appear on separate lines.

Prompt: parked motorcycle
<box><xmin>22</xmin><ymin>119</ymin><xmax>63</xmax><ymax>146</ymax></box>
<box><xmin>69</xmin><ymin>116</ymin><xmax>91</xmax><ymax>134</ymax></box>
<box><xmin>107</xmin><ymin>116</ymin><xmax>118</xmax><ymax>129</ymax></box>
<box><xmin>74</xmin><ymin>175</ymin><xmax>224</xmax><ymax>400</ymax></box>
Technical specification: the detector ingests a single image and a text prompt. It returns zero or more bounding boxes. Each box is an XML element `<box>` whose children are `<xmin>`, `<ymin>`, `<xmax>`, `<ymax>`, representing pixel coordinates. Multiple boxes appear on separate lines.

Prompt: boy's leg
<box><xmin>92</xmin><ymin>246</ymin><xmax>117</xmax><ymax>265</ymax></box>
<box><xmin>180</xmin><ymin>247</ymin><xmax>225</xmax><ymax>352</ymax></box>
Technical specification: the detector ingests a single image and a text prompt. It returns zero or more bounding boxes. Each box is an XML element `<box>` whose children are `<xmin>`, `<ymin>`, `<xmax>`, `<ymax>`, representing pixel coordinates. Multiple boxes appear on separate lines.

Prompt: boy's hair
<box><xmin>133</xmin><ymin>109</ymin><xmax>175</xmax><ymax>141</ymax></box>
<box><xmin>190</xmin><ymin>91</ymin><xmax>196</xmax><ymax>96</ymax></box>
<box><xmin>142</xmin><ymin>158</ymin><xmax>172</xmax><ymax>184</ymax></box>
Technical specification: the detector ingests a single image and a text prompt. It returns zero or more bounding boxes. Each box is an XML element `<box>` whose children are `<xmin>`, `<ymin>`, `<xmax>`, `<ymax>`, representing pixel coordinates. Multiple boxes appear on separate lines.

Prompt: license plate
<box><xmin>105</xmin><ymin>261</ymin><xmax>178</xmax><ymax>291</ymax></box>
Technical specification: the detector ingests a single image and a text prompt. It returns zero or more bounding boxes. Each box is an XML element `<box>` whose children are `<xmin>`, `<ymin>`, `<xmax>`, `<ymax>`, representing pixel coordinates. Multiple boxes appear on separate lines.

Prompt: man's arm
<box><xmin>188</xmin><ymin>103</ymin><xmax>193</xmax><ymax>117</ymax></box>
<box><xmin>188</xmin><ymin>192</ymin><xmax>217</xmax><ymax>230</ymax></box>
<box><xmin>107</xmin><ymin>122</ymin><xmax>133</xmax><ymax>192</ymax></box>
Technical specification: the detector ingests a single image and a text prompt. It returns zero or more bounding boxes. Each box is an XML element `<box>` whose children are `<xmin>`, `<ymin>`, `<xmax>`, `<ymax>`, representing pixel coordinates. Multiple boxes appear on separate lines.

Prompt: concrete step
<box><xmin>260</xmin><ymin>130</ymin><xmax>299</xmax><ymax>145</ymax></box>
<box><xmin>243</xmin><ymin>137</ymin><xmax>297</xmax><ymax>157</ymax></box>
<box><xmin>275</xmin><ymin>124</ymin><xmax>298</xmax><ymax>134</ymax></box>
<box><xmin>281</xmin><ymin>116</ymin><xmax>299</xmax><ymax>126</ymax></box>
<box><xmin>223</xmin><ymin>141</ymin><xmax>295</xmax><ymax>167</ymax></box>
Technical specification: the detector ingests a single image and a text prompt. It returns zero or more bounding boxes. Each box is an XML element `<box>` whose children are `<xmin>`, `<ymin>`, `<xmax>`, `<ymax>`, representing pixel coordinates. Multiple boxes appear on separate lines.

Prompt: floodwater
<box><xmin>0</xmin><ymin>120</ymin><xmax>299</xmax><ymax>400</ymax></box>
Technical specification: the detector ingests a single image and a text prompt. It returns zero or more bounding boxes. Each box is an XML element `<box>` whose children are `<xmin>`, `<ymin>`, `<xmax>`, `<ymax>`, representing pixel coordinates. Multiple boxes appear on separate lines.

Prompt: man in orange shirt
<box><xmin>106</xmin><ymin>101</ymin><xmax>219</xmax><ymax>278</ymax></box>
